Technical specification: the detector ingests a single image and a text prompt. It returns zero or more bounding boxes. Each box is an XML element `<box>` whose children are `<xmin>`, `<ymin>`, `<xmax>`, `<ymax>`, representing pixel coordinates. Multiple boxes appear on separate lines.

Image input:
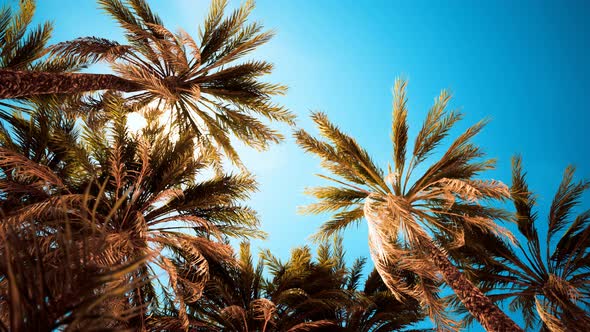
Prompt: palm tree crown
<box><xmin>0</xmin><ymin>95</ymin><xmax>263</xmax><ymax>329</ymax></box>
<box><xmin>2</xmin><ymin>0</ymin><xmax>295</xmax><ymax>168</ymax></box>
<box><xmin>186</xmin><ymin>237</ymin><xmax>425</xmax><ymax>332</ymax></box>
<box><xmin>295</xmin><ymin>78</ymin><xmax>521</xmax><ymax>331</ymax></box>
<box><xmin>462</xmin><ymin>156</ymin><xmax>590</xmax><ymax>331</ymax></box>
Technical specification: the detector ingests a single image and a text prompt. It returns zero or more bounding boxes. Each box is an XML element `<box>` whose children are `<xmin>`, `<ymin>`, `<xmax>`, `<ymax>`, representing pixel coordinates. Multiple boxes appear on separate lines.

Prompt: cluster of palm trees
<box><xmin>0</xmin><ymin>0</ymin><xmax>587</xmax><ymax>331</ymax></box>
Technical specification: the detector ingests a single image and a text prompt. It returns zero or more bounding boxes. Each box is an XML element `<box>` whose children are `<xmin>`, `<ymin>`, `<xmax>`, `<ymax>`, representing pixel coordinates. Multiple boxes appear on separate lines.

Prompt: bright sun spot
<box><xmin>126</xmin><ymin>105</ymin><xmax>180</xmax><ymax>143</ymax></box>
<box><xmin>126</xmin><ymin>112</ymin><xmax>147</xmax><ymax>133</ymax></box>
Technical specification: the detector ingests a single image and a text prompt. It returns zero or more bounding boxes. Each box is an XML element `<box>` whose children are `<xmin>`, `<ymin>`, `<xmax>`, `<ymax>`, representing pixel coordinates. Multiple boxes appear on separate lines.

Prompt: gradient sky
<box><xmin>25</xmin><ymin>0</ymin><xmax>590</xmax><ymax>330</ymax></box>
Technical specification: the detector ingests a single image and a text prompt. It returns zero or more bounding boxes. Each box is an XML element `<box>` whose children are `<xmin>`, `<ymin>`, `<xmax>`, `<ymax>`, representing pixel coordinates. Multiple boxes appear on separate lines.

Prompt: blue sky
<box><xmin>27</xmin><ymin>0</ymin><xmax>590</xmax><ymax>330</ymax></box>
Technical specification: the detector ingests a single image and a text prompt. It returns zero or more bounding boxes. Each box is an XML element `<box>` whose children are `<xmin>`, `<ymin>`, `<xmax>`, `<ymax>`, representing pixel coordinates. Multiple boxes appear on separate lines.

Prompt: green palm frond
<box><xmin>0</xmin><ymin>0</ymin><xmax>90</xmax><ymax>74</ymax></box>
<box><xmin>346</xmin><ymin>257</ymin><xmax>366</xmax><ymax>291</ymax></box>
<box><xmin>300</xmin><ymin>186</ymin><xmax>367</xmax><ymax>214</ymax></box>
<box><xmin>313</xmin><ymin>206</ymin><xmax>365</xmax><ymax>241</ymax></box>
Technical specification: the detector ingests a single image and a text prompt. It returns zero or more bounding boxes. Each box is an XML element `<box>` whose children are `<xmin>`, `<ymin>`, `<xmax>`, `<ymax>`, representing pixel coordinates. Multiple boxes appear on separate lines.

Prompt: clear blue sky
<box><xmin>26</xmin><ymin>0</ymin><xmax>590</xmax><ymax>330</ymax></box>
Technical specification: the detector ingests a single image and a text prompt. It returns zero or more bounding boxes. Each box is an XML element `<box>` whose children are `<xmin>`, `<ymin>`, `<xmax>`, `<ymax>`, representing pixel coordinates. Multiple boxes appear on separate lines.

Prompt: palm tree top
<box><xmin>187</xmin><ymin>236</ymin><xmax>425</xmax><ymax>332</ymax></box>
<box><xmin>459</xmin><ymin>156</ymin><xmax>590</xmax><ymax>331</ymax></box>
<box><xmin>3</xmin><ymin>0</ymin><xmax>295</xmax><ymax>169</ymax></box>
<box><xmin>295</xmin><ymin>78</ymin><xmax>511</xmax><ymax>242</ymax></box>
<box><xmin>295</xmin><ymin>78</ymin><xmax>524</xmax><ymax>330</ymax></box>
<box><xmin>0</xmin><ymin>95</ymin><xmax>266</xmax><ymax>329</ymax></box>
<box><xmin>0</xmin><ymin>0</ymin><xmax>100</xmax><ymax>73</ymax></box>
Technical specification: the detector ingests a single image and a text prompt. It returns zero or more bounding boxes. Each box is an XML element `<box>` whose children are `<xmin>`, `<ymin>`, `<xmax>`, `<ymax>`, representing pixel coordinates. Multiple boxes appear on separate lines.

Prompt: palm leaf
<box><xmin>548</xmin><ymin>166</ymin><xmax>590</xmax><ymax>241</ymax></box>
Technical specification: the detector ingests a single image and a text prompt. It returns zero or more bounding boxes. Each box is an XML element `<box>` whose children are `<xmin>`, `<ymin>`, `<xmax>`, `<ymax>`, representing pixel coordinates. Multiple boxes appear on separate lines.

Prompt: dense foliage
<box><xmin>0</xmin><ymin>0</ymin><xmax>587</xmax><ymax>331</ymax></box>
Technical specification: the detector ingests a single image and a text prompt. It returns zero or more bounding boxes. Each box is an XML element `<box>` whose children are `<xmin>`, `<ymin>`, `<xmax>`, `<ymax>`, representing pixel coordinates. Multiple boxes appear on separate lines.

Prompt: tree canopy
<box><xmin>0</xmin><ymin>1</ymin><xmax>587</xmax><ymax>331</ymax></box>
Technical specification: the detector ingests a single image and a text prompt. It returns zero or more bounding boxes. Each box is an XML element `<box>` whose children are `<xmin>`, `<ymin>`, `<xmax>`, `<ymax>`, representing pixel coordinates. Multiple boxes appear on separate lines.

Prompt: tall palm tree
<box><xmin>456</xmin><ymin>156</ymin><xmax>590</xmax><ymax>331</ymax></box>
<box><xmin>295</xmin><ymin>78</ymin><xmax>522</xmax><ymax>331</ymax></box>
<box><xmin>0</xmin><ymin>95</ymin><xmax>262</xmax><ymax>329</ymax></box>
<box><xmin>1</xmin><ymin>0</ymin><xmax>294</xmax><ymax>167</ymax></box>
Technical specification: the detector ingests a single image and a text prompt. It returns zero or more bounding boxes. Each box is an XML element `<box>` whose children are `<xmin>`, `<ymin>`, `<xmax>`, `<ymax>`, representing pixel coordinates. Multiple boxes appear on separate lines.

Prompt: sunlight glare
<box><xmin>126</xmin><ymin>111</ymin><xmax>147</xmax><ymax>133</ymax></box>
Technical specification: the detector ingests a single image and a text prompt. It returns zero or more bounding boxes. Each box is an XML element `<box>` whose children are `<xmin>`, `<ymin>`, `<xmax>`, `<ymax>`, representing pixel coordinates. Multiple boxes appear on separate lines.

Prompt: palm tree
<box><xmin>337</xmin><ymin>266</ymin><xmax>426</xmax><ymax>332</ymax></box>
<box><xmin>188</xmin><ymin>237</ymin><xmax>426</xmax><ymax>332</ymax></box>
<box><xmin>260</xmin><ymin>238</ymin><xmax>359</xmax><ymax>331</ymax></box>
<box><xmin>0</xmin><ymin>95</ymin><xmax>263</xmax><ymax>329</ymax></box>
<box><xmin>455</xmin><ymin>156</ymin><xmax>590</xmax><ymax>331</ymax></box>
<box><xmin>0</xmin><ymin>222</ymin><xmax>149</xmax><ymax>331</ymax></box>
<box><xmin>295</xmin><ymin>78</ymin><xmax>522</xmax><ymax>331</ymax></box>
<box><xmin>187</xmin><ymin>240</ymin><xmax>345</xmax><ymax>331</ymax></box>
<box><xmin>1</xmin><ymin>0</ymin><xmax>294</xmax><ymax>167</ymax></box>
<box><xmin>0</xmin><ymin>99</ymin><xmax>150</xmax><ymax>329</ymax></box>
<box><xmin>174</xmin><ymin>242</ymin><xmax>271</xmax><ymax>331</ymax></box>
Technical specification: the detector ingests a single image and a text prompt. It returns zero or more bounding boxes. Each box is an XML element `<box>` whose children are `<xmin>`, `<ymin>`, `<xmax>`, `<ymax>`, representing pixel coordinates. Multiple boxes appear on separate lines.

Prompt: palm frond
<box><xmin>1</xmin><ymin>0</ymin><xmax>52</xmax><ymax>70</ymax></box>
<box><xmin>391</xmin><ymin>78</ymin><xmax>409</xmax><ymax>190</ymax></box>
<box><xmin>535</xmin><ymin>298</ymin><xmax>566</xmax><ymax>332</ymax></box>
<box><xmin>552</xmin><ymin>209</ymin><xmax>590</xmax><ymax>265</ymax></box>
<box><xmin>510</xmin><ymin>156</ymin><xmax>539</xmax><ymax>241</ymax></box>
<box><xmin>412</xmin><ymin>90</ymin><xmax>460</xmax><ymax>167</ymax></box>
<box><xmin>313</xmin><ymin>206</ymin><xmax>365</xmax><ymax>241</ymax></box>
<box><xmin>286</xmin><ymin>320</ymin><xmax>336</xmax><ymax>331</ymax></box>
<box><xmin>0</xmin><ymin>147</ymin><xmax>65</xmax><ymax>187</ymax></box>
<box><xmin>548</xmin><ymin>165</ymin><xmax>590</xmax><ymax>241</ymax></box>
<box><xmin>50</xmin><ymin>37</ymin><xmax>132</xmax><ymax>64</ymax></box>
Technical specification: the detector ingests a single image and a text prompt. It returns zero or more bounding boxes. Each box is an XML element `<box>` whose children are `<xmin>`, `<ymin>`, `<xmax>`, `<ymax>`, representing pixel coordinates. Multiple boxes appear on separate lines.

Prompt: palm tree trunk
<box><xmin>421</xmin><ymin>239</ymin><xmax>522</xmax><ymax>332</ymax></box>
<box><xmin>0</xmin><ymin>69</ymin><xmax>141</xmax><ymax>99</ymax></box>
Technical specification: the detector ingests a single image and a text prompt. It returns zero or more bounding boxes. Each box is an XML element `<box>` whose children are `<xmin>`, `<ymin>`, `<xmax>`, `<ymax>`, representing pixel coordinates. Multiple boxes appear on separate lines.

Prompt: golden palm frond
<box><xmin>535</xmin><ymin>298</ymin><xmax>566</xmax><ymax>332</ymax></box>
<box><xmin>411</xmin><ymin>90</ymin><xmax>460</xmax><ymax>169</ymax></box>
<box><xmin>0</xmin><ymin>0</ymin><xmax>52</xmax><ymax>70</ymax></box>
<box><xmin>391</xmin><ymin>78</ymin><xmax>408</xmax><ymax>186</ymax></box>
<box><xmin>0</xmin><ymin>147</ymin><xmax>65</xmax><ymax>187</ymax></box>
<box><xmin>286</xmin><ymin>320</ymin><xmax>336</xmax><ymax>331</ymax></box>
<box><xmin>47</xmin><ymin>0</ymin><xmax>294</xmax><ymax>168</ymax></box>
<box><xmin>251</xmin><ymin>298</ymin><xmax>277</xmax><ymax>331</ymax></box>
